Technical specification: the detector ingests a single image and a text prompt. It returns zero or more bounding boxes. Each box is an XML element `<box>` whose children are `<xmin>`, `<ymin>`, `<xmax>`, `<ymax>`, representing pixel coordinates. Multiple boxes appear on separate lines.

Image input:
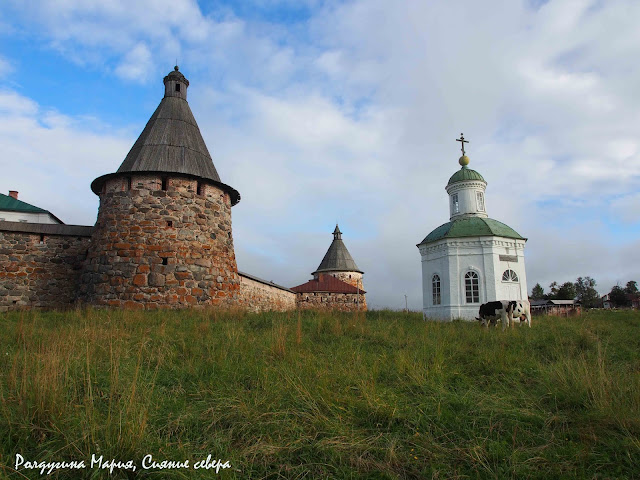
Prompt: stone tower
<box><xmin>312</xmin><ymin>225</ymin><xmax>364</xmax><ymax>290</ymax></box>
<box><xmin>81</xmin><ymin>67</ymin><xmax>242</xmax><ymax>308</ymax></box>
<box><xmin>417</xmin><ymin>135</ymin><xmax>528</xmax><ymax>320</ymax></box>
<box><xmin>291</xmin><ymin>224</ymin><xmax>366</xmax><ymax>311</ymax></box>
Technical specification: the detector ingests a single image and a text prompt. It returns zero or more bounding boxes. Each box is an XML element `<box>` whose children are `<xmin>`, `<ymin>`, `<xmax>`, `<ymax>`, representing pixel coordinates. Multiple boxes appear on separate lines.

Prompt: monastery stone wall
<box><xmin>0</xmin><ymin>229</ymin><xmax>90</xmax><ymax>311</ymax></box>
<box><xmin>238</xmin><ymin>274</ymin><xmax>296</xmax><ymax>312</ymax></box>
<box><xmin>296</xmin><ymin>291</ymin><xmax>366</xmax><ymax>312</ymax></box>
<box><xmin>80</xmin><ymin>175</ymin><xmax>240</xmax><ymax>309</ymax></box>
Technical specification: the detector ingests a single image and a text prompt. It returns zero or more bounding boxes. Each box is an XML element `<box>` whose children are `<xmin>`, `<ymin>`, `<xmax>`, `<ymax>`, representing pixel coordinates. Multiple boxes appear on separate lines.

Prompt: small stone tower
<box><xmin>313</xmin><ymin>225</ymin><xmax>364</xmax><ymax>289</ymax></box>
<box><xmin>291</xmin><ymin>224</ymin><xmax>366</xmax><ymax>311</ymax></box>
<box><xmin>81</xmin><ymin>67</ymin><xmax>242</xmax><ymax>308</ymax></box>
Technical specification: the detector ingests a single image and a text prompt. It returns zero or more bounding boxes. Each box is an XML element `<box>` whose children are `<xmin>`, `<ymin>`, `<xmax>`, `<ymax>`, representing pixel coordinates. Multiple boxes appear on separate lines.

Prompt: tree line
<box><xmin>530</xmin><ymin>278</ymin><xmax>639</xmax><ymax>308</ymax></box>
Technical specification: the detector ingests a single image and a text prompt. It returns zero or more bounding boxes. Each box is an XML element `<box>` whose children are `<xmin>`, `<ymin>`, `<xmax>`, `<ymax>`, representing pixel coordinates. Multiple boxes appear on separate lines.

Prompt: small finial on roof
<box><xmin>174</xmin><ymin>65</ymin><xmax>179</xmax><ymax>71</ymax></box>
<box><xmin>456</xmin><ymin>133</ymin><xmax>470</xmax><ymax>167</ymax></box>
<box><xmin>333</xmin><ymin>224</ymin><xmax>342</xmax><ymax>239</ymax></box>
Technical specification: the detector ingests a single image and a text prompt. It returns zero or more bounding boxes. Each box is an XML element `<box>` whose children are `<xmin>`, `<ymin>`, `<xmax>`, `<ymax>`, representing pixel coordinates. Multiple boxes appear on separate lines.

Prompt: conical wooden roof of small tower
<box><xmin>313</xmin><ymin>225</ymin><xmax>363</xmax><ymax>275</ymax></box>
<box><xmin>91</xmin><ymin>66</ymin><xmax>240</xmax><ymax>204</ymax></box>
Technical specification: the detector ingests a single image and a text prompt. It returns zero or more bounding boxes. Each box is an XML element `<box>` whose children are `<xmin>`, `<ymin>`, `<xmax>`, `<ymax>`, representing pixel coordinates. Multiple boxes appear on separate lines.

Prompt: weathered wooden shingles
<box><xmin>117</xmin><ymin>96</ymin><xmax>221</xmax><ymax>183</ymax></box>
<box><xmin>314</xmin><ymin>236</ymin><xmax>362</xmax><ymax>273</ymax></box>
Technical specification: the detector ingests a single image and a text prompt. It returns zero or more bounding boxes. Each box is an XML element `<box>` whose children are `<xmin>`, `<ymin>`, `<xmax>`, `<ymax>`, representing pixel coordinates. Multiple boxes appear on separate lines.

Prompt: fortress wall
<box><xmin>80</xmin><ymin>175</ymin><xmax>240</xmax><ymax>309</ymax></box>
<box><xmin>296</xmin><ymin>292</ymin><xmax>367</xmax><ymax>312</ymax></box>
<box><xmin>238</xmin><ymin>273</ymin><xmax>296</xmax><ymax>312</ymax></box>
<box><xmin>0</xmin><ymin>225</ymin><xmax>91</xmax><ymax>311</ymax></box>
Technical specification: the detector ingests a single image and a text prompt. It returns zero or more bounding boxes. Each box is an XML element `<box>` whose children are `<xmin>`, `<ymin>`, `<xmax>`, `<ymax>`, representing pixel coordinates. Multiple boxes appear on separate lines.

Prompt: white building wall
<box><xmin>490</xmin><ymin>239</ymin><xmax>528</xmax><ymax>301</ymax></box>
<box><xmin>446</xmin><ymin>181</ymin><xmax>488</xmax><ymax>220</ymax></box>
<box><xmin>0</xmin><ymin>211</ymin><xmax>60</xmax><ymax>224</ymax></box>
<box><xmin>420</xmin><ymin>236</ymin><xmax>528</xmax><ymax>321</ymax></box>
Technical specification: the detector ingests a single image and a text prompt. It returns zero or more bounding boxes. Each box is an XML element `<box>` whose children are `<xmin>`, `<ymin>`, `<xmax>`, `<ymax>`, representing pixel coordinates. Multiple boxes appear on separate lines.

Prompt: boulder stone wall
<box><xmin>238</xmin><ymin>274</ymin><xmax>296</xmax><ymax>312</ymax></box>
<box><xmin>0</xmin><ymin>229</ymin><xmax>90</xmax><ymax>311</ymax></box>
<box><xmin>296</xmin><ymin>291</ymin><xmax>367</xmax><ymax>312</ymax></box>
<box><xmin>80</xmin><ymin>174</ymin><xmax>239</xmax><ymax>309</ymax></box>
<box><xmin>322</xmin><ymin>271</ymin><xmax>363</xmax><ymax>289</ymax></box>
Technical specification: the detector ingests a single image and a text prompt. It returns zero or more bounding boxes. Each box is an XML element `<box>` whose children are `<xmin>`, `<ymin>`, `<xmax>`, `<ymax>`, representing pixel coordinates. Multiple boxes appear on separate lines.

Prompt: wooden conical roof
<box><xmin>312</xmin><ymin>225</ymin><xmax>363</xmax><ymax>275</ymax></box>
<box><xmin>91</xmin><ymin>67</ymin><xmax>239</xmax><ymax>204</ymax></box>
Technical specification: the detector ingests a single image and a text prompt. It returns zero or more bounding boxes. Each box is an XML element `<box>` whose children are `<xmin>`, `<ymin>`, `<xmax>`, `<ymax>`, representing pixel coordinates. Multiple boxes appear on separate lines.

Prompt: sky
<box><xmin>1</xmin><ymin>0</ymin><xmax>639</xmax><ymax>310</ymax></box>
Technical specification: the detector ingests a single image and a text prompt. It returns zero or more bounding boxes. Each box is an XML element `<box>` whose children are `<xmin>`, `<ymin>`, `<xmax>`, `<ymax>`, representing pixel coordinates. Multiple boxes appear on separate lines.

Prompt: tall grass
<box><xmin>0</xmin><ymin>308</ymin><xmax>639</xmax><ymax>478</ymax></box>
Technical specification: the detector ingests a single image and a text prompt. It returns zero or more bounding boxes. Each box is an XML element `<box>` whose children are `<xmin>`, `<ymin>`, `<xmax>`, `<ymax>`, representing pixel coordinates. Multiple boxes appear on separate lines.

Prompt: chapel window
<box><xmin>476</xmin><ymin>192</ymin><xmax>485</xmax><ymax>211</ymax></box>
<box><xmin>502</xmin><ymin>269</ymin><xmax>519</xmax><ymax>282</ymax></box>
<box><xmin>465</xmin><ymin>271</ymin><xmax>479</xmax><ymax>303</ymax></box>
<box><xmin>452</xmin><ymin>194</ymin><xmax>459</xmax><ymax>214</ymax></box>
<box><xmin>432</xmin><ymin>274</ymin><xmax>441</xmax><ymax>305</ymax></box>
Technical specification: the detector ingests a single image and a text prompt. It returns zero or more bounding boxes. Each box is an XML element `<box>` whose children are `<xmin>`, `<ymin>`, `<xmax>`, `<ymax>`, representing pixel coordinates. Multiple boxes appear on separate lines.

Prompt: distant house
<box><xmin>0</xmin><ymin>191</ymin><xmax>63</xmax><ymax>224</ymax></box>
<box><xmin>529</xmin><ymin>299</ymin><xmax>581</xmax><ymax>316</ymax></box>
<box><xmin>600</xmin><ymin>293</ymin><xmax>612</xmax><ymax>309</ymax></box>
<box><xmin>599</xmin><ymin>292</ymin><xmax>639</xmax><ymax>309</ymax></box>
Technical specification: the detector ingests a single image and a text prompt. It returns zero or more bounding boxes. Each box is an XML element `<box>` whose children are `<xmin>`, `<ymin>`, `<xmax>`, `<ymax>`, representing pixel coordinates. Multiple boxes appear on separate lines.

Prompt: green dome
<box><xmin>447</xmin><ymin>166</ymin><xmax>486</xmax><ymax>186</ymax></box>
<box><xmin>417</xmin><ymin>217</ymin><xmax>525</xmax><ymax>246</ymax></box>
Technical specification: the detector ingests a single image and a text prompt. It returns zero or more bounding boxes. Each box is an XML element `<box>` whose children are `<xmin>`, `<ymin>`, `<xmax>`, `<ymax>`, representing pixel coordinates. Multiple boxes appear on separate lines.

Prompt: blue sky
<box><xmin>1</xmin><ymin>0</ymin><xmax>639</xmax><ymax>309</ymax></box>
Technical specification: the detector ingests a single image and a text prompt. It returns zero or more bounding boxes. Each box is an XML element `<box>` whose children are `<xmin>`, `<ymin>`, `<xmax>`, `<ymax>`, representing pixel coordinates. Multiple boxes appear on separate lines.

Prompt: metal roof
<box><xmin>0</xmin><ymin>193</ymin><xmax>63</xmax><ymax>223</ymax></box>
<box><xmin>0</xmin><ymin>193</ymin><xmax>48</xmax><ymax>214</ymax></box>
<box><xmin>312</xmin><ymin>225</ymin><xmax>363</xmax><ymax>274</ymax></box>
<box><xmin>447</xmin><ymin>166</ymin><xmax>486</xmax><ymax>186</ymax></box>
<box><xmin>291</xmin><ymin>275</ymin><xmax>366</xmax><ymax>294</ymax></box>
<box><xmin>91</xmin><ymin>68</ymin><xmax>240</xmax><ymax>205</ymax></box>
<box><xmin>418</xmin><ymin>217</ymin><xmax>525</xmax><ymax>246</ymax></box>
<box><xmin>530</xmin><ymin>299</ymin><xmax>580</xmax><ymax>306</ymax></box>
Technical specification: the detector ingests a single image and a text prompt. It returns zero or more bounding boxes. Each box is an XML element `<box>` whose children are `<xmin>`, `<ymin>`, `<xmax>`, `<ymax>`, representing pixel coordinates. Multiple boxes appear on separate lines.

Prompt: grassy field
<box><xmin>0</xmin><ymin>308</ymin><xmax>639</xmax><ymax>479</ymax></box>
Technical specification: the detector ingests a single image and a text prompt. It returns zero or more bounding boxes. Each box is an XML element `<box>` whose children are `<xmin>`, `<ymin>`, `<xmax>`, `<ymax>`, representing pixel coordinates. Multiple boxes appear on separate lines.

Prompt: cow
<box><xmin>476</xmin><ymin>300</ymin><xmax>531</xmax><ymax>330</ymax></box>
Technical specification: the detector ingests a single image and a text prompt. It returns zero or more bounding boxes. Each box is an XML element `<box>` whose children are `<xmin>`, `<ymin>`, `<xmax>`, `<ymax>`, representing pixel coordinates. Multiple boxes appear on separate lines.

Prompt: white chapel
<box><xmin>417</xmin><ymin>135</ymin><xmax>528</xmax><ymax>321</ymax></box>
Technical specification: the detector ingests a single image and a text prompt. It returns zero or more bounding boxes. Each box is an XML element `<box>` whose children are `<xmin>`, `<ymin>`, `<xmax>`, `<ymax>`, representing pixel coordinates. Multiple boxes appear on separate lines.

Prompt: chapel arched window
<box><xmin>452</xmin><ymin>194</ymin><xmax>459</xmax><ymax>214</ymax></box>
<box><xmin>476</xmin><ymin>191</ymin><xmax>485</xmax><ymax>211</ymax></box>
<box><xmin>465</xmin><ymin>271</ymin><xmax>479</xmax><ymax>303</ymax></box>
<box><xmin>502</xmin><ymin>269</ymin><xmax>519</xmax><ymax>282</ymax></box>
<box><xmin>432</xmin><ymin>274</ymin><xmax>441</xmax><ymax>305</ymax></box>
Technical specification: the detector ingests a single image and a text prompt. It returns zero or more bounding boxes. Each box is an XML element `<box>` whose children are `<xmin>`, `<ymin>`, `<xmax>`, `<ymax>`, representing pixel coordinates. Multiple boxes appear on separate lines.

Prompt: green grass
<box><xmin>0</xmin><ymin>308</ymin><xmax>639</xmax><ymax>479</ymax></box>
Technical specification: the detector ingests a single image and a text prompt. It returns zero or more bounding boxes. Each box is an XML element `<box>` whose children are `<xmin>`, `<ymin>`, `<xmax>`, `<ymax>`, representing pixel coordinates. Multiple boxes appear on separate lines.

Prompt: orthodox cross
<box><xmin>456</xmin><ymin>133</ymin><xmax>469</xmax><ymax>155</ymax></box>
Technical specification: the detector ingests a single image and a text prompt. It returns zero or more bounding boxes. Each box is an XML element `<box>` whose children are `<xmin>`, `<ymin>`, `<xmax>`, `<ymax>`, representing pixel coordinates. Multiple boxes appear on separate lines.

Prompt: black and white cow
<box><xmin>476</xmin><ymin>300</ymin><xmax>531</xmax><ymax>330</ymax></box>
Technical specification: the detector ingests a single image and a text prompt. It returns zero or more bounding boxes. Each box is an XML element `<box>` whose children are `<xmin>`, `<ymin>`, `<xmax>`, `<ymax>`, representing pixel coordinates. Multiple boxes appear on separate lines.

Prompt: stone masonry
<box><xmin>296</xmin><ymin>292</ymin><xmax>366</xmax><ymax>312</ymax></box>
<box><xmin>0</xmin><ymin>224</ymin><xmax>92</xmax><ymax>311</ymax></box>
<box><xmin>238</xmin><ymin>272</ymin><xmax>296</xmax><ymax>312</ymax></box>
<box><xmin>325</xmin><ymin>271</ymin><xmax>363</xmax><ymax>289</ymax></box>
<box><xmin>80</xmin><ymin>175</ymin><xmax>240</xmax><ymax>309</ymax></box>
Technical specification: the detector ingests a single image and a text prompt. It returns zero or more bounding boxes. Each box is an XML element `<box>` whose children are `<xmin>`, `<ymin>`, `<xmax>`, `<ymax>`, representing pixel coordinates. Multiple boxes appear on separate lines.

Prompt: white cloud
<box><xmin>114</xmin><ymin>43</ymin><xmax>153</xmax><ymax>82</ymax></box>
<box><xmin>0</xmin><ymin>88</ymin><xmax>133</xmax><ymax>225</ymax></box>
<box><xmin>0</xmin><ymin>90</ymin><xmax>38</xmax><ymax>116</ymax></box>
